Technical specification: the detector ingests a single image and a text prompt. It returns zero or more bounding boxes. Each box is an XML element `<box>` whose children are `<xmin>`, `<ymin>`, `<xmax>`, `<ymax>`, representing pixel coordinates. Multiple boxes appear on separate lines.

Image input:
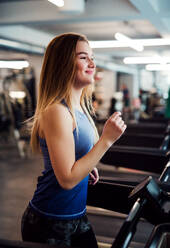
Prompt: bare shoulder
<box><xmin>39</xmin><ymin>103</ymin><xmax>73</xmax><ymax>137</ymax></box>
<box><xmin>42</xmin><ymin>103</ymin><xmax>70</xmax><ymax>119</ymax></box>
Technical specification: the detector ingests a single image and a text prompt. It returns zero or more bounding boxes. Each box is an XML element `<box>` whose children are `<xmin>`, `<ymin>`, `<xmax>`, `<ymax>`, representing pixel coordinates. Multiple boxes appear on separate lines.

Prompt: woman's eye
<box><xmin>80</xmin><ymin>57</ymin><xmax>87</xmax><ymax>59</ymax></box>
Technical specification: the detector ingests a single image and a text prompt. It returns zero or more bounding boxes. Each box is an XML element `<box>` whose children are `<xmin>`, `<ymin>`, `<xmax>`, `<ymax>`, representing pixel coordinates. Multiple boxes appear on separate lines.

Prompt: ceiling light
<box><xmin>115</xmin><ymin>32</ymin><xmax>144</xmax><ymax>52</ymax></box>
<box><xmin>0</xmin><ymin>60</ymin><xmax>29</xmax><ymax>69</ymax></box>
<box><xmin>0</xmin><ymin>39</ymin><xmax>22</xmax><ymax>49</ymax></box>
<box><xmin>48</xmin><ymin>0</ymin><xmax>64</xmax><ymax>7</ymax></box>
<box><xmin>0</xmin><ymin>39</ymin><xmax>44</xmax><ymax>54</ymax></box>
<box><xmin>9</xmin><ymin>91</ymin><xmax>26</xmax><ymax>99</ymax></box>
<box><xmin>146</xmin><ymin>64</ymin><xmax>170</xmax><ymax>71</ymax></box>
<box><xmin>89</xmin><ymin>38</ymin><xmax>170</xmax><ymax>49</ymax></box>
<box><xmin>141</xmin><ymin>39</ymin><xmax>170</xmax><ymax>46</ymax></box>
<box><xmin>124</xmin><ymin>56</ymin><xmax>170</xmax><ymax>64</ymax></box>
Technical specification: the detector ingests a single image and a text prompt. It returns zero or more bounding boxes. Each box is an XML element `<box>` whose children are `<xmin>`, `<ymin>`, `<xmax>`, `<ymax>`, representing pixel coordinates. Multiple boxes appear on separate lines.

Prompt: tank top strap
<box><xmin>61</xmin><ymin>99</ymin><xmax>68</xmax><ymax>108</ymax></box>
<box><xmin>61</xmin><ymin>99</ymin><xmax>72</xmax><ymax>116</ymax></box>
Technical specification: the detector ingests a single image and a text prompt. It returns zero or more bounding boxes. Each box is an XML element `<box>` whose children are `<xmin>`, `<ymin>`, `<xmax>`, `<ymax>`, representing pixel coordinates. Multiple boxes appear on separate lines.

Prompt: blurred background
<box><xmin>0</xmin><ymin>1</ymin><xmax>170</xmax><ymax>247</ymax></box>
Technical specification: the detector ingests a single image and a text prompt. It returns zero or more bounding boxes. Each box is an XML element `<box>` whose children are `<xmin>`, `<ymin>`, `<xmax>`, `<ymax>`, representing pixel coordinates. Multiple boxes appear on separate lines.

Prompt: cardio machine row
<box><xmin>87</xmin><ymin>118</ymin><xmax>170</xmax><ymax>248</ymax></box>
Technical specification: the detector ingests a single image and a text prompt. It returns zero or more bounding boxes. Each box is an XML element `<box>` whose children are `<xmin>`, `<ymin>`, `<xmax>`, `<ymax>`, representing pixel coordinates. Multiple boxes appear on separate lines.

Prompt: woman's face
<box><xmin>74</xmin><ymin>41</ymin><xmax>96</xmax><ymax>88</ymax></box>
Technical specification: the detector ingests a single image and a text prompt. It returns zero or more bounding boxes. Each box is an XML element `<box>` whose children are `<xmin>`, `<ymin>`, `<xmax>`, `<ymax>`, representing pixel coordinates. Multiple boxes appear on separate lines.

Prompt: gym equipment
<box><xmin>0</xmin><ymin>239</ymin><xmax>69</xmax><ymax>248</ymax></box>
<box><xmin>87</xmin><ymin>207</ymin><xmax>152</xmax><ymax>248</ymax></box>
<box><xmin>95</xmin><ymin>119</ymin><xmax>170</xmax><ymax>136</ymax></box>
<box><xmin>100</xmin><ymin>118</ymin><xmax>170</xmax><ymax>175</ymax></box>
<box><xmin>101</xmin><ymin>145</ymin><xmax>170</xmax><ymax>174</ymax></box>
<box><xmin>139</xmin><ymin>117</ymin><xmax>169</xmax><ymax>124</ymax></box>
<box><xmin>87</xmin><ymin>160</ymin><xmax>170</xmax><ymax>247</ymax></box>
<box><xmin>125</xmin><ymin>122</ymin><xmax>169</xmax><ymax>135</ymax></box>
<box><xmin>144</xmin><ymin>223</ymin><xmax>170</xmax><ymax>248</ymax></box>
<box><xmin>111</xmin><ymin>161</ymin><xmax>170</xmax><ymax>248</ymax></box>
<box><xmin>114</xmin><ymin>133</ymin><xmax>170</xmax><ymax>149</ymax></box>
<box><xmin>101</xmin><ymin>148</ymin><xmax>169</xmax><ymax>174</ymax></box>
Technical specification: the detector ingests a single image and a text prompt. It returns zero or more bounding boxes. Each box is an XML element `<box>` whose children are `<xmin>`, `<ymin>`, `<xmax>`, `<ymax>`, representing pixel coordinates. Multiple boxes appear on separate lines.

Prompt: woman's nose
<box><xmin>88</xmin><ymin>58</ymin><xmax>96</xmax><ymax>68</ymax></box>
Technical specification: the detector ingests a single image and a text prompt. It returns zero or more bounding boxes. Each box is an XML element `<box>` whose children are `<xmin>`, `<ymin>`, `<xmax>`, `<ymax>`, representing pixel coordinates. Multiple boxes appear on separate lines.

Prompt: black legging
<box><xmin>21</xmin><ymin>205</ymin><xmax>98</xmax><ymax>248</ymax></box>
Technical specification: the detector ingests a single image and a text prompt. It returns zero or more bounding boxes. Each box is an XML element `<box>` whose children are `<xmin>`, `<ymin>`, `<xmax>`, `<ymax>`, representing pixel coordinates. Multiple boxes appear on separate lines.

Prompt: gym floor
<box><xmin>0</xmin><ymin>141</ymin><xmax>154</xmax><ymax>248</ymax></box>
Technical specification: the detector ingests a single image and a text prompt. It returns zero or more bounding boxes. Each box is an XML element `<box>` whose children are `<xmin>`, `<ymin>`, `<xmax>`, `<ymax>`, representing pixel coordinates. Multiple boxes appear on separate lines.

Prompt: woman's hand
<box><xmin>89</xmin><ymin>167</ymin><xmax>99</xmax><ymax>185</ymax></box>
<box><xmin>101</xmin><ymin>112</ymin><xmax>126</xmax><ymax>147</ymax></box>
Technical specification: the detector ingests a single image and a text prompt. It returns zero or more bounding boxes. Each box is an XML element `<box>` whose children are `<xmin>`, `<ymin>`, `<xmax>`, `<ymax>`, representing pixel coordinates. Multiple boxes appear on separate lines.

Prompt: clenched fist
<box><xmin>101</xmin><ymin>112</ymin><xmax>126</xmax><ymax>147</ymax></box>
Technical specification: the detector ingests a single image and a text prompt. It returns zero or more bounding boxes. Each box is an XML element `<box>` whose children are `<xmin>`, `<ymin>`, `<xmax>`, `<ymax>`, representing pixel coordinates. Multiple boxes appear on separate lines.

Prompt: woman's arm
<box><xmin>40</xmin><ymin>104</ymin><xmax>126</xmax><ymax>190</ymax></box>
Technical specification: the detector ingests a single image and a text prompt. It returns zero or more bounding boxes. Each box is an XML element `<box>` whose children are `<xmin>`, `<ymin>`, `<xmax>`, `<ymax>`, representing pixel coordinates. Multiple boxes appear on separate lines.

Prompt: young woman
<box><xmin>21</xmin><ymin>33</ymin><xmax>126</xmax><ymax>248</ymax></box>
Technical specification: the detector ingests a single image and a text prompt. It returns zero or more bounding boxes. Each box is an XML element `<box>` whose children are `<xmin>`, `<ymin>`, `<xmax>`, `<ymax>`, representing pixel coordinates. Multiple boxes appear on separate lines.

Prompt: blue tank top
<box><xmin>30</xmin><ymin>107</ymin><xmax>95</xmax><ymax>220</ymax></box>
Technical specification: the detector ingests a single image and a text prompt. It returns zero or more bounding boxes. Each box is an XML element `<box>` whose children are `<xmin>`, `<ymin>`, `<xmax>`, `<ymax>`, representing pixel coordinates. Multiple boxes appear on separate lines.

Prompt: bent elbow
<box><xmin>60</xmin><ymin>183</ymin><xmax>74</xmax><ymax>190</ymax></box>
<box><xmin>58</xmin><ymin>179</ymin><xmax>75</xmax><ymax>190</ymax></box>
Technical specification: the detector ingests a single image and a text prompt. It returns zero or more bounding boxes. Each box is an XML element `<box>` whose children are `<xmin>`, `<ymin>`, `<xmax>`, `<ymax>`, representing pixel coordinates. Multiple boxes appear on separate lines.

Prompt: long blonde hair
<box><xmin>31</xmin><ymin>32</ymin><xmax>99</xmax><ymax>153</ymax></box>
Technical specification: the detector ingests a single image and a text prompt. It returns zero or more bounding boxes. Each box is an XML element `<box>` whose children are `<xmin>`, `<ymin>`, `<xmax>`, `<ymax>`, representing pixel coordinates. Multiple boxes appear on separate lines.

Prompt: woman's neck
<box><xmin>71</xmin><ymin>87</ymin><xmax>82</xmax><ymax>109</ymax></box>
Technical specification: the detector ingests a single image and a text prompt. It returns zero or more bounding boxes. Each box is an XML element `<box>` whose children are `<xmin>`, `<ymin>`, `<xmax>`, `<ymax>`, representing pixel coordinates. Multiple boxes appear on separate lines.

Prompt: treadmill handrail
<box><xmin>160</xmin><ymin>135</ymin><xmax>170</xmax><ymax>151</ymax></box>
<box><xmin>109</xmin><ymin>145</ymin><xmax>168</xmax><ymax>156</ymax></box>
<box><xmin>145</xmin><ymin>223</ymin><xmax>170</xmax><ymax>248</ymax></box>
<box><xmin>111</xmin><ymin>160</ymin><xmax>170</xmax><ymax>248</ymax></box>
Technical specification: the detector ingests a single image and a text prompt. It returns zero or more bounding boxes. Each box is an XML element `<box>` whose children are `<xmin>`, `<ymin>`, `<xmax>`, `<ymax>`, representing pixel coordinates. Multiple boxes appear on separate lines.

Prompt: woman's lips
<box><xmin>85</xmin><ymin>70</ymin><xmax>94</xmax><ymax>74</ymax></box>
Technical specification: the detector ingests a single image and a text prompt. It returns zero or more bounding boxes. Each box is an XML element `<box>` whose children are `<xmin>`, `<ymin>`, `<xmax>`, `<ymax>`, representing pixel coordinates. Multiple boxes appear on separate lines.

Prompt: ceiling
<box><xmin>1</xmin><ymin>0</ymin><xmax>170</xmax><ymax>70</ymax></box>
